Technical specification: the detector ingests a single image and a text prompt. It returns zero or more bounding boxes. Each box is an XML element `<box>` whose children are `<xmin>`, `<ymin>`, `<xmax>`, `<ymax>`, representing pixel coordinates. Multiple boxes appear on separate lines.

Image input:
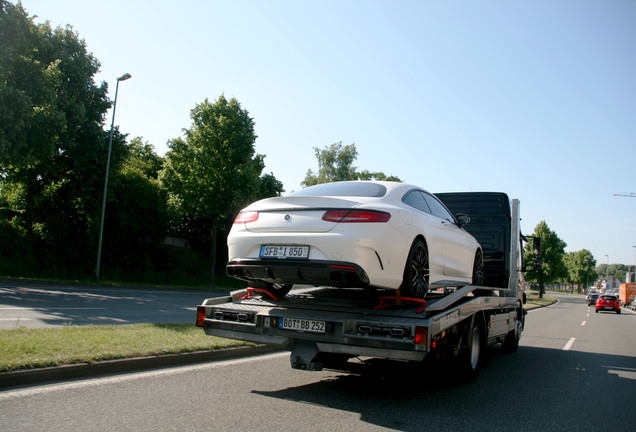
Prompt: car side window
<box><xmin>423</xmin><ymin>193</ymin><xmax>456</xmax><ymax>223</ymax></box>
<box><xmin>402</xmin><ymin>190</ymin><xmax>432</xmax><ymax>214</ymax></box>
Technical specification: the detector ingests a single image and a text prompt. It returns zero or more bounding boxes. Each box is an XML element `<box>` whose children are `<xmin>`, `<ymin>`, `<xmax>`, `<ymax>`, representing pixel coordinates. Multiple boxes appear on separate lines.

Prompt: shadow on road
<box><xmin>251</xmin><ymin>346</ymin><xmax>635</xmax><ymax>431</ymax></box>
<box><xmin>0</xmin><ymin>281</ymin><xmax>213</xmax><ymax>327</ymax></box>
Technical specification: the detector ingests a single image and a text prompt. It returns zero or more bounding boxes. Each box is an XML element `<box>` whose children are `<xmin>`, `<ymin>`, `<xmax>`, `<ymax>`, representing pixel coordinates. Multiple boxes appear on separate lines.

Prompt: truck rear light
<box><xmin>196</xmin><ymin>306</ymin><xmax>206</xmax><ymax>327</ymax></box>
<box><xmin>322</xmin><ymin>210</ymin><xmax>391</xmax><ymax>223</ymax></box>
<box><xmin>415</xmin><ymin>326</ymin><xmax>427</xmax><ymax>345</ymax></box>
<box><xmin>233</xmin><ymin>211</ymin><xmax>258</xmax><ymax>224</ymax></box>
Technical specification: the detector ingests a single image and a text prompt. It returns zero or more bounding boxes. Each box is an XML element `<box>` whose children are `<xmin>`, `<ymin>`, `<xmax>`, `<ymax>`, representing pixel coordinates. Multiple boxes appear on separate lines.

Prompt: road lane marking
<box><xmin>0</xmin><ymin>352</ymin><xmax>289</xmax><ymax>400</ymax></box>
<box><xmin>581</xmin><ymin>321</ymin><xmax>586</xmax><ymax>326</ymax></box>
<box><xmin>0</xmin><ymin>307</ymin><xmax>107</xmax><ymax>310</ymax></box>
<box><xmin>563</xmin><ymin>337</ymin><xmax>576</xmax><ymax>351</ymax></box>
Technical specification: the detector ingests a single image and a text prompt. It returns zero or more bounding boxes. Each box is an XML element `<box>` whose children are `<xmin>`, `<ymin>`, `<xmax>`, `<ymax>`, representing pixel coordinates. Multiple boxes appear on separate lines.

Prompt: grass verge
<box><xmin>524</xmin><ymin>293</ymin><xmax>557</xmax><ymax>310</ymax></box>
<box><xmin>0</xmin><ymin>323</ymin><xmax>251</xmax><ymax>373</ymax></box>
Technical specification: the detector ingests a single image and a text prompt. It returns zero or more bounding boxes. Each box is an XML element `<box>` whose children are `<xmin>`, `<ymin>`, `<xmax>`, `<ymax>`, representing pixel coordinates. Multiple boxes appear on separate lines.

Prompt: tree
<box><xmin>523</xmin><ymin>221</ymin><xmax>567</xmax><ymax>296</ymax></box>
<box><xmin>0</xmin><ymin>1</ymin><xmax>113</xmax><ymax>277</ymax></box>
<box><xmin>161</xmin><ymin>95</ymin><xmax>283</xmax><ymax>286</ymax></box>
<box><xmin>100</xmin><ymin>139</ymin><xmax>170</xmax><ymax>281</ymax></box>
<box><xmin>562</xmin><ymin>249</ymin><xmax>597</xmax><ymax>292</ymax></box>
<box><xmin>302</xmin><ymin>142</ymin><xmax>401</xmax><ymax>187</ymax></box>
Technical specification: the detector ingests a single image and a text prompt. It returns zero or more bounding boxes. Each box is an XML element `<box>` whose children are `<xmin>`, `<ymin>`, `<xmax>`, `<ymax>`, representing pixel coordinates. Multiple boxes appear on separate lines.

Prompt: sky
<box><xmin>19</xmin><ymin>0</ymin><xmax>636</xmax><ymax>267</ymax></box>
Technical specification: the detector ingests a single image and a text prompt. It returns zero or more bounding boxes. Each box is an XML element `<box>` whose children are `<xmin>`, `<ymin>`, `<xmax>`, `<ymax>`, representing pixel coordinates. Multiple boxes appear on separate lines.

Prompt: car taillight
<box><xmin>322</xmin><ymin>210</ymin><xmax>391</xmax><ymax>223</ymax></box>
<box><xmin>233</xmin><ymin>211</ymin><xmax>258</xmax><ymax>224</ymax></box>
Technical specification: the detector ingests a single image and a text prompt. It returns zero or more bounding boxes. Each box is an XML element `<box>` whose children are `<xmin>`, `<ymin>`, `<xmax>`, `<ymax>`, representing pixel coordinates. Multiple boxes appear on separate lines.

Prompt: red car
<box><xmin>595</xmin><ymin>295</ymin><xmax>621</xmax><ymax>314</ymax></box>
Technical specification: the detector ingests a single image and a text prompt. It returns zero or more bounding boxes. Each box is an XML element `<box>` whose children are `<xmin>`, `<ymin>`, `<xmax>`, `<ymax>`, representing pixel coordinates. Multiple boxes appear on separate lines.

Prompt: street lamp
<box><xmin>632</xmin><ymin>245</ymin><xmax>636</xmax><ymax>283</ymax></box>
<box><xmin>95</xmin><ymin>73</ymin><xmax>132</xmax><ymax>281</ymax></box>
<box><xmin>605</xmin><ymin>254</ymin><xmax>609</xmax><ymax>290</ymax></box>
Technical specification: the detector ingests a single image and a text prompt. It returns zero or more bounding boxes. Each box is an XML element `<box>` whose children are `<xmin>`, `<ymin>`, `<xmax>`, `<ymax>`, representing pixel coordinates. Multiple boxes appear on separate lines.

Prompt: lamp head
<box><xmin>117</xmin><ymin>73</ymin><xmax>132</xmax><ymax>81</ymax></box>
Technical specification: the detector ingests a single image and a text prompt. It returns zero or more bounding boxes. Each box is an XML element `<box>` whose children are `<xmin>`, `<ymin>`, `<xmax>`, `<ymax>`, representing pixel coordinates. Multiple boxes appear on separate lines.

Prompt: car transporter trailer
<box><xmin>196</xmin><ymin>192</ymin><xmax>528</xmax><ymax>381</ymax></box>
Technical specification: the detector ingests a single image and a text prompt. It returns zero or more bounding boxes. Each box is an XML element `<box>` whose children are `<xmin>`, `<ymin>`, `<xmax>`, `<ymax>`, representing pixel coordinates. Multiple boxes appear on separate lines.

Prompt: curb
<box><xmin>0</xmin><ymin>344</ymin><xmax>284</xmax><ymax>389</ymax></box>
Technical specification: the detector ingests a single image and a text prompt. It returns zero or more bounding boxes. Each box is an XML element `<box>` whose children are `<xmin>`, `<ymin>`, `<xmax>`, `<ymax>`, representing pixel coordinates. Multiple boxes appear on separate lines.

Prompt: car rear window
<box><xmin>292</xmin><ymin>182</ymin><xmax>387</xmax><ymax>198</ymax></box>
<box><xmin>600</xmin><ymin>296</ymin><xmax>616</xmax><ymax>300</ymax></box>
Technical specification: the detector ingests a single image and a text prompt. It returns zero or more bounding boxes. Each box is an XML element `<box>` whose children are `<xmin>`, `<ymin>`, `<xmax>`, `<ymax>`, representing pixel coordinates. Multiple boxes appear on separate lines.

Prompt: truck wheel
<box><xmin>401</xmin><ymin>239</ymin><xmax>429</xmax><ymax>299</ymax></box>
<box><xmin>252</xmin><ymin>280</ymin><xmax>292</xmax><ymax>299</ymax></box>
<box><xmin>457</xmin><ymin>316</ymin><xmax>484</xmax><ymax>382</ymax></box>
<box><xmin>502</xmin><ymin>321</ymin><xmax>521</xmax><ymax>352</ymax></box>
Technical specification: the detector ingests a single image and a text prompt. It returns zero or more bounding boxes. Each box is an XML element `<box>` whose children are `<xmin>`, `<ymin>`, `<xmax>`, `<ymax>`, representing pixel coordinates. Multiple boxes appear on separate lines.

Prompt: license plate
<box><xmin>260</xmin><ymin>245</ymin><xmax>309</xmax><ymax>259</ymax></box>
<box><xmin>279</xmin><ymin>317</ymin><xmax>326</xmax><ymax>333</ymax></box>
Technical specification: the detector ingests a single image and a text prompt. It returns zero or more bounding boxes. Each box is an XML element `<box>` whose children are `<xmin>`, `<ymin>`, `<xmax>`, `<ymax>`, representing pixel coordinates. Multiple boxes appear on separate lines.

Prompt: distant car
<box><xmin>586</xmin><ymin>293</ymin><xmax>599</xmax><ymax>306</ymax></box>
<box><xmin>595</xmin><ymin>295</ymin><xmax>621</xmax><ymax>314</ymax></box>
<box><xmin>226</xmin><ymin>181</ymin><xmax>484</xmax><ymax>299</ymax></box>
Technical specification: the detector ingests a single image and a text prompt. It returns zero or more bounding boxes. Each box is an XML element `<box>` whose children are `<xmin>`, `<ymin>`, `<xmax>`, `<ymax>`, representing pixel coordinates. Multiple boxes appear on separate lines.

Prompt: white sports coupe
<box><xmin>226</xmin><ymin>181</ymin><xmax>483</xmax><ymax>299</ymax></box>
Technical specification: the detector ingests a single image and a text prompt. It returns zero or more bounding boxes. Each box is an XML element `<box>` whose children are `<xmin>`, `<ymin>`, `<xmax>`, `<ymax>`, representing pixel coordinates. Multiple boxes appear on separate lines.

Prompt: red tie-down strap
<box><xmin>241</xmin><ymin>287</ymin><xmax>282</xmax><ymax>302</ymax></box>
<box><xmin>374</xmin><ymin>296</ymin><xmax>427</xmax><ymax>314</ymax></box>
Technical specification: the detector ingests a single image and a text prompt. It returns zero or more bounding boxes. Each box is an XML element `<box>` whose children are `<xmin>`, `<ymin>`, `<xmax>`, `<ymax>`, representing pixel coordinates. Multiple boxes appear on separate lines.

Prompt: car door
<box><xmin>422</xmin><ymin>192</ymin><xmax>475</xmax><ymax>278</ymax></box>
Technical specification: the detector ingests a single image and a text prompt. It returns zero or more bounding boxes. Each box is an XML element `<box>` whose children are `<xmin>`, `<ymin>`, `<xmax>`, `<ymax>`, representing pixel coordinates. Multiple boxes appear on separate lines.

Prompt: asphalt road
<box><xmin>1</xmin><ymin>293</ymin><xmax>635</xmax><ymax>431</ymax></box>
<box><xmin>0</xmin><ymin>280</ymin><xmax>220</xmax><ymax>329</ymax></box>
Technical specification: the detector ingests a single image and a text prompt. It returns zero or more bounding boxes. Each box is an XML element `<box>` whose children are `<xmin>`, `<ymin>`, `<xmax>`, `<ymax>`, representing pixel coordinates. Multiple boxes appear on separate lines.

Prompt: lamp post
<box><xmin>605</xmin><ymin>254</ymin><xmax>609</xmax><ymax>290</ymax></box>
<box><xmin>632</xmin><ymin>245</ymin><xmax>636</xmax><ymax>283</ymax></box>
<box><xmin>95</xmin><ymin>73</ymin><xmax>132</xmax><ymax>281</ymax></box>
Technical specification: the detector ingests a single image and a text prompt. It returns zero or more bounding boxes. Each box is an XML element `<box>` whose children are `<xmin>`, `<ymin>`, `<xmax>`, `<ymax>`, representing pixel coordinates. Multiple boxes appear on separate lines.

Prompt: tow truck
<box><xmin>196</xmin><ymin>192</ymin><xmax>529</xmax><ymax>380</ymax></box>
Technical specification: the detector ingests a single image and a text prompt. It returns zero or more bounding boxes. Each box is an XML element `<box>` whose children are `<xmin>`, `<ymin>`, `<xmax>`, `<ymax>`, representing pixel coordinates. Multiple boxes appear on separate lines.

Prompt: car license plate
<box><xmin>278</xmin><ymin>317</ymin><xmax>326</xmax><ymax>334</ymax></box>
<box><xmin>260</xmin><ymin>245</ymin><xmax>309</xmax><ymax>259</ymax></box>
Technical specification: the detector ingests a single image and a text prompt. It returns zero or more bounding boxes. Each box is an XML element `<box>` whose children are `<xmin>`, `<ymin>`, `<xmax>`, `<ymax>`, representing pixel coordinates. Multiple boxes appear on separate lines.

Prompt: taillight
<box><xmin>415</xmin><ymin>326</ymin><xmax>427</xmax><ymax>345</ymax></box>
<box><xmin>233</xmin><ymin>211</ymin><xmax>258</xmax><ymax>224</ymax></box>
<box><xmin>322</xmin><ymin>210</ymin><xmax>391</xmax><ymax>223</ymax></box>
<box><xmin>196</xmin><ymin>306</ymin><xmax>206</xmax><ymax>327</ymax></box>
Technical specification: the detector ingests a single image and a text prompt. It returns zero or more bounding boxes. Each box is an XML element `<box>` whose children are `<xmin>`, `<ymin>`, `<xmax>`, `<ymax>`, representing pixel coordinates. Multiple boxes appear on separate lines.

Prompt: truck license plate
<box><xmin>279</xmin><ymin>317</ymin><xmax>326</xmax><ymax>334</ymax></box>
<box><xmin>260</xmin><ymin>245</ymin><xmax>309</xmax><ymax>259</ymax></box>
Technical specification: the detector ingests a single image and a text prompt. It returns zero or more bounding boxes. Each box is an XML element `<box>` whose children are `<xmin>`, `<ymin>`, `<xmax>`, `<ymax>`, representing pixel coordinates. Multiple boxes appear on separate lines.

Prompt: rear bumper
<box><xmin>226</xmin><ymin>259</ymin><xmax>371</xmax><ymax>288</ymax></box>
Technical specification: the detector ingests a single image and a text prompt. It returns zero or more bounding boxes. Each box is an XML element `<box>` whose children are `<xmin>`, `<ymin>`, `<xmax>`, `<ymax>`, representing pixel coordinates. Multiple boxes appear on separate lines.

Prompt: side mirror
<box><xmin>456</xmin><ymin>213</ymin><xmax>471</xmax><ymax>227</ymax></box>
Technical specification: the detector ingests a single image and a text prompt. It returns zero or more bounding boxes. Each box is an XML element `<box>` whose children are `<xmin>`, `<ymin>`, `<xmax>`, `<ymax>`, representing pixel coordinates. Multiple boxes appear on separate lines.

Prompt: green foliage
<box><xmin>0</xmin><ymin>1</ymin><xmax>111</xmax><ymax>277</ymax></box>
<box><xmin>562</xmin><ymin>249</ymin><xmax>597</xmax><ymax>287</ymax></box>
<box><xmin>523</xmin><ymin>221</ymin><xmax>568</xmax><ymax>285</ymax></box>
<box><xmin>302</xmin><ymin>142</ymin><xmax>401</xmax><ymax>187</ymax></box>
<box><xmin>160</xmin><ymin>95</ymin><xmax>283</xmax><ymax>285</ymax></box>
<box><xmin>597</xmin><ymin>263</ymin><xmax>630</xmax><ymax>282</ymax></box>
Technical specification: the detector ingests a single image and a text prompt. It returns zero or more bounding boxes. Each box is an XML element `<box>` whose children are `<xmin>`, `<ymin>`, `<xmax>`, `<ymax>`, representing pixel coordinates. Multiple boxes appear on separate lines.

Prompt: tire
<box><xmin>457</xmin><ymin>316</ymin><xmax>484</xmax><ymax>382</ymax></box>
<box><xmin>502</xmin><ymin>320</ymin><xmax>521</xmax><ymax>353</ymax></box>
<box><xmin>401</xmin><ymin>238</ymin><xmax>430</xmax><ymax>299</ymax></box>
<box><xmin>617</xmin><ymin>309</ymin><xmax>621</xmax><ymax>314</ymax></box>
<box><xmin>472</xmin><ymin>250</ymin><xmax>485</xmax><ymax>286</ymax></box>
<box><xmin>251</xmin><ymin>280</ymin><xmax>292</xmax><ymax>299</ymax></box>
<box><xmin>595</xmin><ymin>309</ymin><xmax>598</xmax><ymax>313</ymax></box>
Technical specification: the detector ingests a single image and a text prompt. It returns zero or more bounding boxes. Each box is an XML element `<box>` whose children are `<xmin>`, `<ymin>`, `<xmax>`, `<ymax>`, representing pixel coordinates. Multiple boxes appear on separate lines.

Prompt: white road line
<box><xmin>0</xmin><ymin>352</ymin><xmax>288</xmax><ymax>400</ymax></box>
<box><xmin>0</xmin><ymin>308</ymin><xmax>107</xmax><ymax>311</ymax></box>
<box><xmin>563</xmin><ymin>337</ymin><xmax>576</xmax><ymax>351</ymax></box>
<box><xmin>581</xmin><ymin>321</ymin><xmax>586</xmax><ymax>326</ymax></box>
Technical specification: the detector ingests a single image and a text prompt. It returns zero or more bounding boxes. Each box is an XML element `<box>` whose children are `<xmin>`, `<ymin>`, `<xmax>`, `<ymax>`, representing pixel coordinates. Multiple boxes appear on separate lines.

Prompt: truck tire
<box><xmin>502</xmin><ymin>321</ymin><xmax>521</xmax><ymax>352</ymax></box>
<box><xmin>457</xmin><ymin>315</ymin><xmax>484</xmax><ymax>382</ymax></box>
<box><xmin>502</xmin><ymin>305</ymin><xmax>523</xmax><ymax>352</ymax></box>
<box><xmin>401</xmin><ymin>238</ymin><xmax>429</xmax><ymax>299</ymax></box>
